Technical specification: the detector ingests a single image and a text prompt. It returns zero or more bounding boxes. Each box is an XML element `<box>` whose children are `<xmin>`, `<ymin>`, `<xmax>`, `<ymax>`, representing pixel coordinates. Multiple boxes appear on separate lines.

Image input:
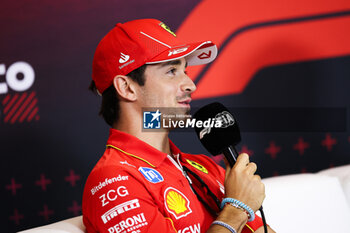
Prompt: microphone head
<box><xmin>193</xmin><ymin>102</ymin><xmax>241</xmax><ymax>155</ymax></box>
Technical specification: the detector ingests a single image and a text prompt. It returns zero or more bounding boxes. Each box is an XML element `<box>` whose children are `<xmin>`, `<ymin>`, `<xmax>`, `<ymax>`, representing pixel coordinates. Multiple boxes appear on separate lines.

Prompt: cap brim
<box><xmin>146</xmin><ymin>41</ymin><xmax>217</xmax><ymax>66</ymax></box>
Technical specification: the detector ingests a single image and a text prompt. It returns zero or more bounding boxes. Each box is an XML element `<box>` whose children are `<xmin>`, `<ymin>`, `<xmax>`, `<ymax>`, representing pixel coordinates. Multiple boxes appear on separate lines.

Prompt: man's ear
<box><xmin>113</xmin><ymin>75</ymin><xmax>137</xmax><ymax>101</ymax></box>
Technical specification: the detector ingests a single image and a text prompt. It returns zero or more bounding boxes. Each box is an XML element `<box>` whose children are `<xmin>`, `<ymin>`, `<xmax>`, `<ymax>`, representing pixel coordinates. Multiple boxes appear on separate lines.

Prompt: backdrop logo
<box><xmin>0</xmin><ymin>62</ymin><xmax>34</xmax><ymax>94</ymax></box>
<box><xmin>0</xmin><ymin>61</ymin><xmax>39</xmax><ymax>124</ymax></box>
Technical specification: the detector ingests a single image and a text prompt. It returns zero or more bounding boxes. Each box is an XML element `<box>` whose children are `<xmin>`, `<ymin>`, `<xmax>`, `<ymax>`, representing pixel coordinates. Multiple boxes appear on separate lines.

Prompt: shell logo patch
<box><xmin>186</xmin><ymin>159</ymin><xmax>208</xmax><ymax>174</ymax></box>
<box><xmin>159</xmin><ymin>22</ymin><xmax>176</xmax><ymax>37</ymax></box>
<box><xmin>164</xmin><ymin>187</ymin><xmax>192</xmax><ymax>219</ymax></box>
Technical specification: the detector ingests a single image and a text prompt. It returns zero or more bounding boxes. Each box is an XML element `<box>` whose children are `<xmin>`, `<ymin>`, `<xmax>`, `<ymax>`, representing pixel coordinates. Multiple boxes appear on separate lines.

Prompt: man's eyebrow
<box><xmin>158</xmin><ymin>60</ymin><xmax>188</xmax><ymax>68</ymax></box>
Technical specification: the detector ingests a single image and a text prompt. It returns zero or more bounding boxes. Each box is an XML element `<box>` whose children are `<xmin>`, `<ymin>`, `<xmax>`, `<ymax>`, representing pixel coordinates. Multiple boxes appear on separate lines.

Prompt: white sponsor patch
<box><xmin>119</xmin><ymin>53</ymin><xmax>130</xmax><ymax>63</ymax></box>
<box><xmin>120</xmin><ymin>161</ymin><xmax>136</xmax><ymax>168</ymax></box>
<box><xmin>91</xmin><ymin>175</ymin><xmax>129</xmax><ymax>195</ymax></box>
<box><xmin>178</xmin><ymin>223</ymin><xmax>201</xmax><ymax>233</ymax></box>
<box><xmin>100</xmin><ymin>186</ymin><xmax>129</xmax><ymax>207</ymax></box>
<box><xmin>108</xmin><ymin>213</ymin><xmax>148</xmax><ymax>233</ymax></box>
<box><xmin>101</xmin><ymin>199</ymin><xmax>140</xmax><ymax>224</ymax></box>
<box><xmin>168</xmin><ymin>47</ymin><xmax>188</xmax><ymax>56</ymax></box>
<box><xmin>139</xmin><ymin>167</ymin><xmax>164</xmax><ymax>183</ymax></box>
<box><xmin>119</xmin><ymin>59</ymin><xmax>135</xmax><ymax>69</ymax></box>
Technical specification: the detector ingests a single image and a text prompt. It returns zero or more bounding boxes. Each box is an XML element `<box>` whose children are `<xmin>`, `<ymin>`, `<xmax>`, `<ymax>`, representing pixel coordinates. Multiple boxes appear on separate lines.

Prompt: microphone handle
<box><xmin>222</xmin><ymin>145</ymin><xmax>238</xmax><ymax>167</ymax></box>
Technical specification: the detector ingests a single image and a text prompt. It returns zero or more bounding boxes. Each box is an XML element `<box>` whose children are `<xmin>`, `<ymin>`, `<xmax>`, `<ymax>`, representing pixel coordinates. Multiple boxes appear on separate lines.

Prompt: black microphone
<box><xmin>193</xmin><ymin>102</ymin><xmax>268</xmax><ymax>233</ymax></box>
<box><xmin>193</xmin><ymin>102</ymin><xmax>241</xmax><ymax>166</ymax></box>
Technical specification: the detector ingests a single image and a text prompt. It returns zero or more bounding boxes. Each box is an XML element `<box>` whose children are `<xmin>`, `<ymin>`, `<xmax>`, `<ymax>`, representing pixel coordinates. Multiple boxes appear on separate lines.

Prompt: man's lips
<box><xmin>178</xmin><ymin>98</ymin><xmax>192</xmax><ymax>106</ymax></box>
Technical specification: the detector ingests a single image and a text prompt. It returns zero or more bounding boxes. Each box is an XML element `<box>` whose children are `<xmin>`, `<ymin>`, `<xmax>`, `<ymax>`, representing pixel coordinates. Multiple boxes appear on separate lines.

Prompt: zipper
<box><xmin>167</xmin><ymin>154</ymin><xmax>193</xmax><ymax>185</ymax></box>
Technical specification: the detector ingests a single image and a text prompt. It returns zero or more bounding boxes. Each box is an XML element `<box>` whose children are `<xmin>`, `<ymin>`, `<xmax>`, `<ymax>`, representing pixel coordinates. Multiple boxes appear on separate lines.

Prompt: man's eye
<box><xmin>167</xmin><ymin>68</ymin><xmax>176</xmax><ymax>74</ymax></box>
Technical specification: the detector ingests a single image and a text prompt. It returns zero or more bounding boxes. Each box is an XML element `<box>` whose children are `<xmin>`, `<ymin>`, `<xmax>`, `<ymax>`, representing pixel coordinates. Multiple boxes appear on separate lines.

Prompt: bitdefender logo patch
<box><xmin>143</xmin><ymin>110</ymin><xmax>161</xmax><ymax>129</ymax></box>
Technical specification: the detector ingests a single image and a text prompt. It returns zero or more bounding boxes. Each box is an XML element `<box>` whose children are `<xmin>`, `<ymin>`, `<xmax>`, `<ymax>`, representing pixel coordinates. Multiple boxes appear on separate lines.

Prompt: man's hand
<box><xmin>224</xmin><ymin>153</ymin><xmax>265</xmax><ymax>212</ymax></box>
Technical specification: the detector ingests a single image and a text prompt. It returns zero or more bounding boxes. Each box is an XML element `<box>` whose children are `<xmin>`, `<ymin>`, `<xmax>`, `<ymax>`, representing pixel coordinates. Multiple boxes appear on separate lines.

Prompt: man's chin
<box><xmin>181</xmin><ymin>106</ymin><xmax>191</xmax><ymax>115</ymax></box>
<box><xmin>176</xmin><ymin>107</ymin><xmax>191</xmax><ymax>118</ymax></box>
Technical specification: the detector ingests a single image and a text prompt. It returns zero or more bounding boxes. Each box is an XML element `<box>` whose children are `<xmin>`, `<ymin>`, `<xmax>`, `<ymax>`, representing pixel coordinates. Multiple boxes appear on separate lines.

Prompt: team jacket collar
<box><xmin>106</xmin><ymin>128</ymin><xmax>182</xmax><ymax>167</ymax></box>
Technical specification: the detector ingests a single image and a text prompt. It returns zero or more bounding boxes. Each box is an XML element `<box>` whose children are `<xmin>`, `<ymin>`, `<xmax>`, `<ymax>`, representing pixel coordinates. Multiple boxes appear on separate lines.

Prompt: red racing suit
<box><xmin>82</xmin><ymin>129</ymin><xmax>263</xmax><ymax>233</ymax></box>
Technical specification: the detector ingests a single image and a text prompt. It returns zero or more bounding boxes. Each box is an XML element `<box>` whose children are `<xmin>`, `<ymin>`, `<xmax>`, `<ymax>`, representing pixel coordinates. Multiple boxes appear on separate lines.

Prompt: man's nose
<box><xmin>181</xmin><ymin>74</ymin><xmax>197</xmax><ymax>94</ymax></box>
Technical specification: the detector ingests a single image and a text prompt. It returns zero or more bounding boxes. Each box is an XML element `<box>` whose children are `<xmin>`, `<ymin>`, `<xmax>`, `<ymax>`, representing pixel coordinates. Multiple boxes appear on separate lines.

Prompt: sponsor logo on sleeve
<box><xmin>101</xmin><ymin>199</ymin><xmax>140</xmax><ymax>224</ymax></box>
<box><xmin>178</xmin><ymin>223</ymin><xmax>201</xmax><ymax>233</ymax></box>
<box><xmin>138</xmin><ymin>167</ymin><xmax>164</xmax><ymax>183</ymax></box>
<box><xmin>164</xmin><ymin>187</ymin><xmax>192</xmax><ymax>219</ymax></box>
<box><xmin>99</xmin><ymin>186</ymin><xmax>129</xmax><ymax>207</ymax></box>
<box><xmin>216</xmin><ymin>180</ymin><xmax>225</xmax><ymax>194</ymax></box>
<box><xmin>91</xmin><ymin>175</ymin><xmax>129</xmax><ymax>195</ymax></box>
<box><xmin>107</xmin><ymin>213</ymin><xmax>148</xmax><ymax>233</ymax></box>
<box><xmin>186</xmin><ymin>160</ymin><xmax>208</xmax><ymax>174</ymax></box>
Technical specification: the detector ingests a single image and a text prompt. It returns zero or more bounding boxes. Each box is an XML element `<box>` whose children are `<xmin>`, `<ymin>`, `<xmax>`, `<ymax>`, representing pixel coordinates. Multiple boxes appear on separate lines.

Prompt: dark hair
<box><xmin>89</xmin><ymin>65</ymin><xmax>147</xmax><ymax>126</ymax></box>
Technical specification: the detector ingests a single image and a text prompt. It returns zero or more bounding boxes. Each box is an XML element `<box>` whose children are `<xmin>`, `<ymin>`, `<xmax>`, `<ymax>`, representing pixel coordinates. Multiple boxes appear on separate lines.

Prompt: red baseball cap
<box><xmin>92</xmin><ymin>18</ymin><xmax>217</xmax><ymax>94</ymax></box>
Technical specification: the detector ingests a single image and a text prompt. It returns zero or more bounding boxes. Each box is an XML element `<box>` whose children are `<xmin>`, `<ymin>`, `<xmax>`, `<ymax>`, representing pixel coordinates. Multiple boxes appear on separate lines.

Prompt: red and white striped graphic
<box><xmin>1</xmin><ymin>91</ymin><xmax>40</xmax><ymax>124</ymax></box>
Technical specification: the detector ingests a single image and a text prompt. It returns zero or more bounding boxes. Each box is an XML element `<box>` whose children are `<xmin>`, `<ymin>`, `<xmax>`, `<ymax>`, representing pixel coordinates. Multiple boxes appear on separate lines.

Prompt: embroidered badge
<box><xmin>186</xmin><ymin>159</ymin><xmax>208</xmax><ymax>174</ymax></box>
<box><xmin>164</xmin><ymin>187</ymin><xmax>192</xmax><ymax>219</ymax></box>
<box><xmin>139</xmin><ymin>167</ymin><xmax>164</xmax><ymax>183</ymax></box>
<box><xmin>159</xmin><ymin>22</ymin><xmax>176</xmax><ymax>37</ymax></box>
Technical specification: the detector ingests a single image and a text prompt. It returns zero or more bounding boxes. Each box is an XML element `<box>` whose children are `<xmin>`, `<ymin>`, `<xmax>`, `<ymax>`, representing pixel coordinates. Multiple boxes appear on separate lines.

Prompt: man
<box><xmin>83</xmin><ymin>19</ymin><xmax>275</xmax><ymax>233</ymax></box>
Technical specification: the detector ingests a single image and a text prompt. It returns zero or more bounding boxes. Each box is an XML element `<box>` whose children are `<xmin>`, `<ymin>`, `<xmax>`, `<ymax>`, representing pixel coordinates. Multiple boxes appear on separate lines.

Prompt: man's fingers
<box><xmin>234</xmin><ymin>153</ymin><xmax>250</xmax><ymax>170</ymax></box>
<box><xmin>246</xmin><ymin>162</ymin><xmax>257</xmax><ymax>174</ymax></box>
<box><xmin>224</xmin><ymin>157</ymin><xmax>231</xmax><ymax>181</ymax></box>
<box><xmin>253</xmin><ymin>174</ymin><xmax>262</xmax><ymax>182</ymax></box>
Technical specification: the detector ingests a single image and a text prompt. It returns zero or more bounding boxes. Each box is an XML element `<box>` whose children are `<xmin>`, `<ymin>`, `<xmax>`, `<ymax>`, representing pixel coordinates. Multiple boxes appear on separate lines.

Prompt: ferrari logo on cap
<box><xmin>186</xmin><ymin>159</ymin><xmax>208</xmax><ymax>174</ymax></box>
<box><xmin>159</xmin><ymin>22</ymin><xmax>176</xmax><ymax>37</ymax></box>
<box><xmin>164</xmin><ymin>187</ymin><xmax>192</xmax><ymax>219</ymax></box>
